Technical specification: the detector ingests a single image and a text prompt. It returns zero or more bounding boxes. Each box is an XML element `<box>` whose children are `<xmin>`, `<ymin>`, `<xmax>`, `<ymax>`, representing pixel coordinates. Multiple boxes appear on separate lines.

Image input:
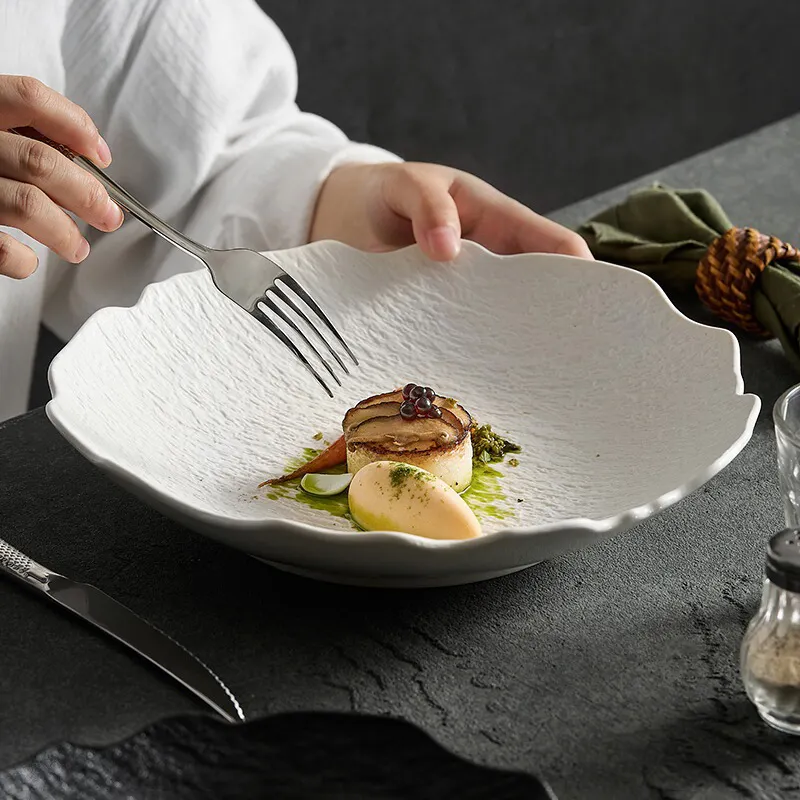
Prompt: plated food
<box><xmin>260</xmin><ymin>383</ymin><xmax>520</xmax><ymax>540</ymax></box>
<box><xmin>343</xmin><ymin>384</ymin><xmax>474</xmax><ymax>493</ymax></box>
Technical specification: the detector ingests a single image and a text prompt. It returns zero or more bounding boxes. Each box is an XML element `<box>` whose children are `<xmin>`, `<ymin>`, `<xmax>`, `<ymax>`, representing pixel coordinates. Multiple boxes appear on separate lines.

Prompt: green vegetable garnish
<box><xmin>471</xmin><ymin>424</ymin><xmax>521</xmax><ymax>465</ymax></box>
<box><xmin>300</xmin><ymin>473</ymin><xmax>353</xmax><ymax>497</ymax></box>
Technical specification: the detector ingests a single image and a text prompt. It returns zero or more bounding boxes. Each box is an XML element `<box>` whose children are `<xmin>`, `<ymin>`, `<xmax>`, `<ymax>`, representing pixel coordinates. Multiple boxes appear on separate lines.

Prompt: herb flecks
<box><xmin>389</xmin><ymin>463</ymin><xmax>432</xmax><ymax>492</ymax></box>
<box><xmin>390</xmin><ymin>463</ymin><xmax>417</xmax><ymax>489</ymax></box>
<box><xmin>471</xmin><ymin>424</ymin><xmax>521</xmax><ymax>466</ymax></box>
<box><xmin>312</xmin><ymin>432</ymin><xmax>324</xmax><ymax>441</ymax></box>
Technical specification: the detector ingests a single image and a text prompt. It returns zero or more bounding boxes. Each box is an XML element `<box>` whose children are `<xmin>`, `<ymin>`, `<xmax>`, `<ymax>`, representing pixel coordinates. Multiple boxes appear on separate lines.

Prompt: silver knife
<box><xmin>0</xmin><ymin>537</ymin><xmax>244</xmax><ymax>723</ymax></box>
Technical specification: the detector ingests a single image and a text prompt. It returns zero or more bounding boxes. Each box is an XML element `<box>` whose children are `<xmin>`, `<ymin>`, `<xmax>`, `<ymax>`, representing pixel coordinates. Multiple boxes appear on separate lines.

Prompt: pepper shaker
<box><xmin>741</xmin><ymin>529</ymin><xmax>800</xmax><ymax>733</ymax></box>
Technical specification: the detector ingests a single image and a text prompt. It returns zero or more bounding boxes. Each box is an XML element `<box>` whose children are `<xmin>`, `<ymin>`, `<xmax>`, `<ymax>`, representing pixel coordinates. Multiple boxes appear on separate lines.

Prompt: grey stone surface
<box><xmin>5</xmin><ymin>116</ymin><xmax>800</xmax><ymax>798</ymax></box>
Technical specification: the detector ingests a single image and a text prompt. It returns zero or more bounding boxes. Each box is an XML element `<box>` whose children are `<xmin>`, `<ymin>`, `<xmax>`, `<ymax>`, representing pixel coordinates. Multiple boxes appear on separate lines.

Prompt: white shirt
<box><xmin>0</xmin><ymin>0</ymin><xmax>398</xmax><ymax>421</ymax></box>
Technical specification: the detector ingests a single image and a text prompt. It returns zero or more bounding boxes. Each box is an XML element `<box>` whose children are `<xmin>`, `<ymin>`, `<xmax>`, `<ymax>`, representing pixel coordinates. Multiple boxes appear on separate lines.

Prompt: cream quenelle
<box><xmin>348</xmin><ymin>461</ymin><xmax>481</xmax><ymax>540</ymax></box>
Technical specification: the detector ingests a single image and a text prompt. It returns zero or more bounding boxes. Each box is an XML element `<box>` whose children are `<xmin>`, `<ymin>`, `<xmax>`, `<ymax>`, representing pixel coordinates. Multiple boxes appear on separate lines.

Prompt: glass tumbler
<box><xmin>774</xmin><ymin>385</ymin><xmax>800</xmax><ymax>526</ymax></box>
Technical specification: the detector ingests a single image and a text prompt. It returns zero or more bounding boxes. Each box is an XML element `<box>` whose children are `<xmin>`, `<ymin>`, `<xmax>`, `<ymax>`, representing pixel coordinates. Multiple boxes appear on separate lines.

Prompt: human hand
<box><xmin>0</xmin><ymin>75</ymin><xmax>123</xmax><ymax>279</ymax></box>
<box><xmin>310</xmin><ymin>161</ymin><xmax>592</xmax><ymax>261</ymax></box>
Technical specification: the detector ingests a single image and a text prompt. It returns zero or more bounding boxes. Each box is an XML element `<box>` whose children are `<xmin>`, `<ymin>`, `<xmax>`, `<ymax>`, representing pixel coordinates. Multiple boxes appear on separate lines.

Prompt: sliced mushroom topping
<box><xmin>347</xmin><ymin>415</ymin><xmax>460</xmax><ymax>448</ymax></box>
<box><xmin>437</xmin><ymin>407</ymin><xmax>465</xmax><ymax>433</ymax></box>
<box><xmin>435</xmin><ymin>398</ymin><xmax>472</xmax><ymax>431</ymax></box>
<box><xmin>343</xmin><ymin>401</ymin><xmax>402</xmax><ymax>435</ymax></box>
<box><xmin>354</xmin><ymin>389</ymin><xmax>404</xmax><ymax>409</ymax></box>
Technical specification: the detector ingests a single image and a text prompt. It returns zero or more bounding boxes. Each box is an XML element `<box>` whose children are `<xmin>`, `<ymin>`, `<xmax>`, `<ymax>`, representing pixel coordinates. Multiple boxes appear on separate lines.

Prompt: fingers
<box><xmin>384</xmin><ymin>163</ymin><xmax>594</xmax><ymax>262</ymax></box>
<box><xmin>0</xmin><ymin>230</ymin><xmax>38</xmax><ymax>279</ymax></box>
<box><xmin>0</xmin><ymin>77</ymin><xmax>120</xmax><ymax>279</ymax></box>
<box><xmin>0</xmin><ymin>132</ymin><xmax>122</xmax><ymax>232</ymax></box>
<box><xmin>383</xmin><ymin>166</ymin><xmax>462</xmax><ymax>261</ymax></box>
<box><xmin>449</xmin><ymin>173</ymin><xmax>593</xmax><ymax>259</ymax></box>
<box><xmin>0</xmin><ymin>177</ymin><xmax>90</xmax><ymax>267</ymax></box>
<box><xmin>513</xmin><ymin>206</ymin><xmax>594</xmax><ymax>259</ymax></box>
<box><xmin>0</xmin><ymin>75</ymin><xmax>111</xmax><ymax>167</ymax></box>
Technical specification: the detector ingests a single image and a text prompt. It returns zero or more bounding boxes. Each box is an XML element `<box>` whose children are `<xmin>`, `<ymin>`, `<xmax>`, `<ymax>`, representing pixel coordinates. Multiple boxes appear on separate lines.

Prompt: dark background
<box><xmin>30</xmin><ymin>0</ymin><xmax>800</xmax><ymax>408</ymax></box>
<box><xmin>262</xmin><ymin>0</ymin><xmax>800</xmax><ymax>211</ymax></box>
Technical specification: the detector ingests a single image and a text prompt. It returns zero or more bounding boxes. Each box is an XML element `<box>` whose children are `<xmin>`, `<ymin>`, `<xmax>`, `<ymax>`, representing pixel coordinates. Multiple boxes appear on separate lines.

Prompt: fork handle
<box><xmin>10</xmin><ymin>127</ymin><xmax>210</xmax><ymax>264</ymax></box>
<box><xmin>0</xmin><ymin>537</ymin><xmax>57</xmax><ymax>590</ymax></box>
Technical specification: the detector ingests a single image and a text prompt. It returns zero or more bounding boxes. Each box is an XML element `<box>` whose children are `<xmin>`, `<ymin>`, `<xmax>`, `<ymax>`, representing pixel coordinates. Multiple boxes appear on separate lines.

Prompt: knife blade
<box><xmin>0</xmin><ymin>536</ymin><xmax>244</xmax><ymax>724</ymax></box>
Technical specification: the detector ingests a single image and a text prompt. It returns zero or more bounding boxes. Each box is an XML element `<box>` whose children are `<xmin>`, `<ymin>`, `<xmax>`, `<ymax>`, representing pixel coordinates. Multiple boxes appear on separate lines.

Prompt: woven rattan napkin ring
<box><xmin>696</xmin><ymin>227</ymin><xmax>800</xmax><ymax>337</ymax></box>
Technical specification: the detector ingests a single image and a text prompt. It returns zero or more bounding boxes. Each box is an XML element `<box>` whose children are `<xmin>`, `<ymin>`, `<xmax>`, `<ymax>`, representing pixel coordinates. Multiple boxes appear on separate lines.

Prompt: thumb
<box><xmin>386</xmin><ymin>167</ymin><xmax>462</xmax><ymax>261</ymax></box>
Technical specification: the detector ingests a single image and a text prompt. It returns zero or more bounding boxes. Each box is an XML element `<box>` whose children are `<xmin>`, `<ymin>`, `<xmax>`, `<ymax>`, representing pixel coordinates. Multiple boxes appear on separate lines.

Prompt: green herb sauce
<box><xmin>261</xmin><ymin>445</ymin><xmax>517</xmax><ymax>524</ymax></box>
<box><xmin>461</xmin><ymin>461</ymin><xmax>515</xmax><ymax>521</ymax></box>
<box><xmin>264</xmin><ymin>448</ymin><xmax>352</xmax><ymax>520</ymax></box>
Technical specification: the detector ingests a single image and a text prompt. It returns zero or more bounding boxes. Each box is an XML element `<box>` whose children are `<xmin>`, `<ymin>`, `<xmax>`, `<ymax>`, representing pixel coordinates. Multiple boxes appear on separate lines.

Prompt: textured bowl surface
<box><xmin>47</xmin><ymin>241</ymin><xmax>759</xmax><ymax>586</ymax></box>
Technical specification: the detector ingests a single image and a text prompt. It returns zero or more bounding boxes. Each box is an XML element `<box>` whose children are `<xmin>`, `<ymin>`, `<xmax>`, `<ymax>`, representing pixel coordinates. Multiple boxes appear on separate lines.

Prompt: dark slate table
<box><xmin>4</xmin><ymin>116</ymin><xmax>800</xmax><ymax>800</ymax></box>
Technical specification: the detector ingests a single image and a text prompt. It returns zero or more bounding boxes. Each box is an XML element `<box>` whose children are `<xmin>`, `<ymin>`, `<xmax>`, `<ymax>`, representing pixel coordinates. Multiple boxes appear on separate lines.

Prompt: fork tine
<box><xmin>276</xmin><ymin>274</ymin><xmax>358</xmax><ymax>366</ymax></box>
<box><xmin>261</xmin><ymin>293</ymin><xmax>341</xmax><ymax>386</ymax></box>
<box><xmin>251</xmin><ymin>307</ymin><xmax>333</xmax><ymax>398</ymax></box>
<box><xmin>269</xmin><ymin>285</ymin><xmax>349</xmax><ymax>375</ymax></box>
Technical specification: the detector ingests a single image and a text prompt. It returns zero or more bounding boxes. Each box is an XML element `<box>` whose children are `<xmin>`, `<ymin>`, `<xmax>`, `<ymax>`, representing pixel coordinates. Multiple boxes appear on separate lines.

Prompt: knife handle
<box><xmin>0</xmin><ymin>538</ymin><xmax>55</xmax><ymax>588</ymax></box>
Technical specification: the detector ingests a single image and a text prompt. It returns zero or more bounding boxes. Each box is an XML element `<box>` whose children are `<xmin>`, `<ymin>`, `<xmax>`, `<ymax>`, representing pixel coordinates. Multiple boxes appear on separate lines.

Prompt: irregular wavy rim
<box><xmin>47</xmin><ymin>242</ymin><xmax>761</xmax><ymax>561</ymax></box>
<box><xmin>0</xmin><ymin>710</ymin><xmax>556</xmax><ymax>797</ymax></box>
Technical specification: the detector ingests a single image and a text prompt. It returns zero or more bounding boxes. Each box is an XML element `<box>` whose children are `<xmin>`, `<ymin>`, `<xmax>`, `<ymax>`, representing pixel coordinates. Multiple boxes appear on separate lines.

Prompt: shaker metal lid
<box><xmin>766</xmin><ymin>529</ymin><xmax>800</xmax><ymax>592</ymax></box>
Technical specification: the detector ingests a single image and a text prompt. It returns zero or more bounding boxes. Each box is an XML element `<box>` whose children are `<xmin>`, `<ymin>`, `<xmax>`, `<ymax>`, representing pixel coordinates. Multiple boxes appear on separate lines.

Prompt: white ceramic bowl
<box><xmin>47</xmin><ymin>241</ymin><xmax>759</xmax><ymax>587</ymax></box>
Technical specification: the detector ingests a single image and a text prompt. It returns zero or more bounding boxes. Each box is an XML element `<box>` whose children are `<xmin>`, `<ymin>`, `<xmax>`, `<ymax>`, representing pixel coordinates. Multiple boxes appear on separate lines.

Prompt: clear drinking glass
<box><xmin>774</xmin><ymin>385</ymin><xmax>800</xmax><ymax>526</ymax></box>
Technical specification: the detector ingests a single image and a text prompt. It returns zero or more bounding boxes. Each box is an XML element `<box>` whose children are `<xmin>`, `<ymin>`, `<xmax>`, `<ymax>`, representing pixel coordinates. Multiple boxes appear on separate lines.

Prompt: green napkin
<box><xmin>576</xmin><ymin>183</ymin><xmax>800</xmax><ymax>371</ymax></box>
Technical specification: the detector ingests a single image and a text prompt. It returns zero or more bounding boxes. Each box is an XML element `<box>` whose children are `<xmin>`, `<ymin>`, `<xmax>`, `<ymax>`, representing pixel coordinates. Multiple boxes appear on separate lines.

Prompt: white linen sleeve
<box><xmin>46</xmin><ymin>0</ymin><xmax>400</xmax><ymax>338</ymax></box>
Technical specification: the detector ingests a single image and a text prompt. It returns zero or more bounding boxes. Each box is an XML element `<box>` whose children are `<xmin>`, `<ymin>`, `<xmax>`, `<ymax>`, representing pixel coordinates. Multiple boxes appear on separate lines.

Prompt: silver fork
<box><xmin>12</xmin><ymin>127</ymin><xmax>356</xmax><ymax>397</ymax></box>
